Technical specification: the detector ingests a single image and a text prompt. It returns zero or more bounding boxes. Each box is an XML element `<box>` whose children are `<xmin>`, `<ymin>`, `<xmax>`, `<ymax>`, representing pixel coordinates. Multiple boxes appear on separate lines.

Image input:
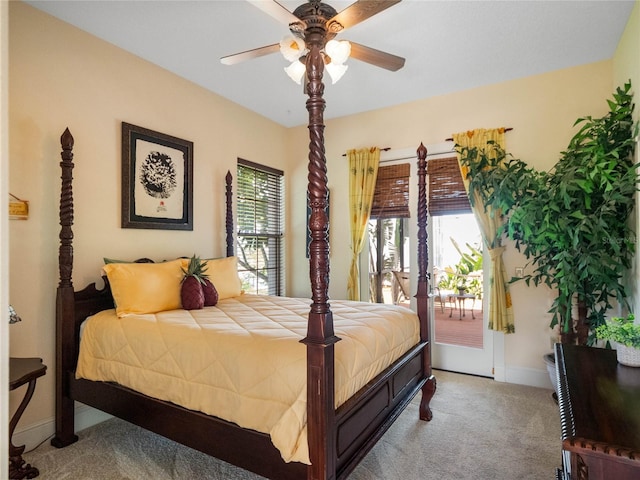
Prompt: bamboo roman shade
<box><xmin>427</xmin><ymin>156</ymin><xmax>471</xmax><ymax>216</ymax></box>
<box><xmin>370</xmin><ymin>163</ymin><xmax>410</xmax><ymax>219</ymax></box>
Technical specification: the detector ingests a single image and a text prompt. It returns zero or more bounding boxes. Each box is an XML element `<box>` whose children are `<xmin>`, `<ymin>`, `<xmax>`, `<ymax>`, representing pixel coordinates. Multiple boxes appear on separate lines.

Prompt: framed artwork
<box><xmin>121</xmin><ymin>122</ymin><xmax>193</xmax><ymax>230</ymax></box>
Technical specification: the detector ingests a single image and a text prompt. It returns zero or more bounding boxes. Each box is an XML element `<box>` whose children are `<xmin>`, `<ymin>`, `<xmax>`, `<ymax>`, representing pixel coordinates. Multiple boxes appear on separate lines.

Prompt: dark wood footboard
<box><xmin>57</xmin><ymin>339</ymin><xmax>427</xmax><ymax>480</ymax></box>
<box><xmin>335</xmin><ymin>343</ymin><xmax>427</xmax><ymax>477</ymax></box>
<box><xmin>68</xmin><ymin>374</ymin><xmax>307</xmax><ymax>479</ymax></box>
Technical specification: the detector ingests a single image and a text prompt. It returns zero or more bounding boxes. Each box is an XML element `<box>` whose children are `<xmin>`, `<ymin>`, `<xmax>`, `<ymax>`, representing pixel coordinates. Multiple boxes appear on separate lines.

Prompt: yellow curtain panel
<box><xmin>347</xmin><ymin>147</ymin><xmax>380</xmax><ymax>301</ymax></box>
<box><xmin>453</xmin><ymin>129</ymin><xmax>515</xmax><ymax>333</ymax></box>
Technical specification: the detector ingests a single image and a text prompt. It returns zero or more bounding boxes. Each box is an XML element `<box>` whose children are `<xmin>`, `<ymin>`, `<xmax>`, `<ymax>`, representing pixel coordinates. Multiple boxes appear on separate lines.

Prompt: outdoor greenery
<box><xmin>458</xmin><ymin>82</ymin><xmax>638</xmax><ymax>345</ymax></box>
<box><xmin>437</xmin><ymin>239</ymin><xmax>483</xmax><ymax>298</ymax></box>
<box><xmin>596</xmin><ymin>314</ymin><xmax>640</xmax><ymax>349</ymax></box>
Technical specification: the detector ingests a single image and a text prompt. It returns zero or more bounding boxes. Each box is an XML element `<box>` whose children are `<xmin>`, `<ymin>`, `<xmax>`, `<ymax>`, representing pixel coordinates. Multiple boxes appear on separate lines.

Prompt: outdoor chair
<box><xmin>391</xmin><ymin>270</ymin><xmax>411</xmax><ymax>305</ymax></box>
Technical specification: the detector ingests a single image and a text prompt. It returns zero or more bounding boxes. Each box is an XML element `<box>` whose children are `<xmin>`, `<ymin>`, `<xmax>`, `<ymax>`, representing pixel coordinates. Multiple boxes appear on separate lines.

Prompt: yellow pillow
<box><xmin>204</xmin><ymin>256</ymin><xmax>242</xmax><ymax>300</ymax></box>
<box><xmin>103</xmin><ymin>258</ymin><xmax>185</xmax><ymax>317</ymax></box>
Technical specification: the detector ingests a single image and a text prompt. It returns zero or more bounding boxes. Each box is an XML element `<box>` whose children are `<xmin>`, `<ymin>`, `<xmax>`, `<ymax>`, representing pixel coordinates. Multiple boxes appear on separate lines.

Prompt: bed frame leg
<box><xmin>419</xmin><ymin>374</ymin><xmax>437</xmax><ymax>421</ymax></box>
<box><xmin>415</xmin><ymin>142</ymin><xmax>437</xmax><ymax>422</ymax></box>
<box><xmin>52</xmin><ymin>129</ymin><xmax>79</xmax><ymax>448</ymax></box>
<box><xmin>303</xmin><ymin>40</ymin><xmax>340</xmax><ymax>480</ymax></box>
<box><xmin>51</xmin><ymin>288</ymin><xmax>79</xmax><ymax>447</ymax></box>
<box><xmin>51</xmin><ymin>399</ymin><xmax>78</xmax><ymax>448</ymax></box>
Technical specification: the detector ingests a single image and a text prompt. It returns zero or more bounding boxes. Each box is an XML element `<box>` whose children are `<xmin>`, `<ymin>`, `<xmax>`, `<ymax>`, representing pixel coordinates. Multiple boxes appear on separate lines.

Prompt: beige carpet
<box><xmin>24</xmin><ymin>370</ymin><xmax>561</xmax><ymax>479</ymax></box>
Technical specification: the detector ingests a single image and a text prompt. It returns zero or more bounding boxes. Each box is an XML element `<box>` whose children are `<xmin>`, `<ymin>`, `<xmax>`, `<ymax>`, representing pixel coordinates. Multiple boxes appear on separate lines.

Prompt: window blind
<box><xmin>427</xmin><ymin>156</ymin><xmax>472</xmax><ymax>216</ymax></box>
<box><xmin>370</xmin><ymin>163</ymin><xmax>410</xmax><ymax>219</ymax></box>
<box><xmin>236</xmin><ymin>158</ymin><xmax>284</xmax><ymax>295</ymax></box>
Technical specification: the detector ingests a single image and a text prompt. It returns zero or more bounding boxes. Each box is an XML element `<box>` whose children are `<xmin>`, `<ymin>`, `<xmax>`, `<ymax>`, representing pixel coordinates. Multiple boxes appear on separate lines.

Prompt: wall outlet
<box><xmin>515</xmin><ymin>267</ymin><xmax>524</xmax><ymax>278</ymax></box>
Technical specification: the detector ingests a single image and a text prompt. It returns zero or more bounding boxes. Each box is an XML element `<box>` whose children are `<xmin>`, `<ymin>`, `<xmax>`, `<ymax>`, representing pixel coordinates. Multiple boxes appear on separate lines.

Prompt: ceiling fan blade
<box><xmin>247</xmin><ymin>0</ymin><xmax>301</xmax><ymax>26</ymax></box>
<box><xmin>329</xmin><ymin>0</ymin><xmax>401</xmax><ymax>31</ymax></box>
<box><xmin>220</xmin><ymin>44</ymin><xmax>280</xmax><ymax>66</ymax></box>
<box><xmin>349</xmin><ymin>41</ymin><xmax>405</xmax><ymax>71</ymax></box>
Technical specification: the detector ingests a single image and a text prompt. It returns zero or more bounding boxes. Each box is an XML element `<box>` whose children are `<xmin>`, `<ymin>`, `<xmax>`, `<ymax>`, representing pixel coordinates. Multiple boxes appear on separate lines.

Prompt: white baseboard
<box><xmin>493</xmin><ymin>365</ymin><xmax>506</xmax><ymax>382</ymax></box>
<box><xmin>13</xmin><ymin>404</ymin><xmax>112</xmax><ymax>453</ymax></box>
<box><xmin>495</xmin><ymin>365</ymin><xmax>554</xmax><ymax>389</ymax></box>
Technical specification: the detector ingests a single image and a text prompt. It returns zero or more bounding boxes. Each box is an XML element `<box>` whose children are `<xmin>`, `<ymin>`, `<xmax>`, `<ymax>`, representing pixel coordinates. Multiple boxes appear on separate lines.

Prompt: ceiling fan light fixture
<box><xmin>324</xmin><ymin>39</ymin><xmax>351</xmax><ymax>65</ymax></box>
<box><xmin>279</xmin><ymin>35</ymin><xmax>306</xmax><ymax>62</ymax></box>
<box><xmin>325</xmin><ymin>62</ymin><xmax>348</xmax><ymax>84</ymax></box>
<box><xmin>279</xmin><ymin>30</ymin><xmax>352</xmax><ymax>85</ymax></box>
<box><xmin>284</xmin><ymin>59</ymin><xmax>306</xmax><ymax>84</ymax></box>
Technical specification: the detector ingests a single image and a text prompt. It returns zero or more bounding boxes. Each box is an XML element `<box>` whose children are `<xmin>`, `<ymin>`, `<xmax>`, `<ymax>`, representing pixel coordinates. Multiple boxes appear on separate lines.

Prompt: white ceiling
<box><xmin>26</xmin><ymin>0</ymin><xmax>635</xmax><ymax>128</ymax></box>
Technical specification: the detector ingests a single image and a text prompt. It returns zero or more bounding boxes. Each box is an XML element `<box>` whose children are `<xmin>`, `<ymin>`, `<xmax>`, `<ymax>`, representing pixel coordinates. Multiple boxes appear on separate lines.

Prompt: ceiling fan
<box><xmin>220</xmin><ymin>0</ymin><xmax>405</xmax><ymax>82</ymax></box>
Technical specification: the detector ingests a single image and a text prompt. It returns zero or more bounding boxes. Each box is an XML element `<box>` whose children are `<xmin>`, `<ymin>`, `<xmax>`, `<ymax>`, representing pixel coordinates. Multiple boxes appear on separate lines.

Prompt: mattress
<box><xmin>76</xmin><ymin>294</ymin><xmax>420</xmax><ymax>464</ymax></box>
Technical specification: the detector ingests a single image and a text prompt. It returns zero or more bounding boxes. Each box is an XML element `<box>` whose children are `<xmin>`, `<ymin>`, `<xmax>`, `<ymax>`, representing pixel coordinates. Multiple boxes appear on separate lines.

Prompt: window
<box><xmin>236</xmin><ymin>159</ymin><xmax>284</xmax><ymax>295</ymax></box>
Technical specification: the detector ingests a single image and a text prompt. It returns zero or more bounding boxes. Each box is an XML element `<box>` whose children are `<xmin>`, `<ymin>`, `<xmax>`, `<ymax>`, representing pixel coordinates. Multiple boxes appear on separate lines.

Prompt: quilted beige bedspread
<box><xmin>76</xmin><ymin>294</ymin><xmax>420</xmax><ymax>464</ymax></box>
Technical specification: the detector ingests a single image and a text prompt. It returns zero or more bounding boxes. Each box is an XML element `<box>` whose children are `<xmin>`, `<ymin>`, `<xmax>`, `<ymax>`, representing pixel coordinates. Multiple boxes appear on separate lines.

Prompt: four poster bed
<box><xmin>51</xmin><ymin>41</ymin><xmax>436</xmax><ymax>480</ymax></box>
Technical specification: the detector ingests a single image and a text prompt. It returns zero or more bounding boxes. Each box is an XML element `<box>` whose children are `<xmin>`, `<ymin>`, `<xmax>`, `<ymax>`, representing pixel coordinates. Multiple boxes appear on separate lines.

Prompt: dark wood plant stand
<box><xmin>9</xmin><ymin>357</ymin><xmax>47</xmax><ymax>480</ymax></box>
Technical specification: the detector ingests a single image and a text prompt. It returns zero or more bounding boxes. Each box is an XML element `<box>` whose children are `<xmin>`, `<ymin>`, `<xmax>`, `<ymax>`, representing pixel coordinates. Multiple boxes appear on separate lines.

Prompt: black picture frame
<box><xmin>122</xmin><ymin>122</ymin><xmax>193</xmax><ymax>230</ymax></box>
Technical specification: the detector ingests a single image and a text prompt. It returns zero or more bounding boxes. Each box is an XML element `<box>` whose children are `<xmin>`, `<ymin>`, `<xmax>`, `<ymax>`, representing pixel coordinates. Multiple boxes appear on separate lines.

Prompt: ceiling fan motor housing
<box><xmin>292</xmin><ymin>1</ymin><xmax>341</xmax><ymax>45</ymax></box>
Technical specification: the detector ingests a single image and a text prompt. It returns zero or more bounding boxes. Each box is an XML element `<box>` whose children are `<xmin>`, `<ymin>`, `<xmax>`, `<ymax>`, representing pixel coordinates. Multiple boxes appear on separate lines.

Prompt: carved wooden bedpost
<box><xmin>416</xmin><ymin>143</ymin><xmax>436</xmax><ymax>421</ymax></box>
<box><xmin>301</xmin><ymin>33</ymin><xmax>339</xmax><ymax>480</ymax></box>
<box><xmin>225</xmin><ymin>170</ymin><xmax>234</xmax><ymax>257</ymax></box>
<box><xmin>51</xmin><ymin>128</ymin><xmax>79</xmax><ymax>448</ymax></box>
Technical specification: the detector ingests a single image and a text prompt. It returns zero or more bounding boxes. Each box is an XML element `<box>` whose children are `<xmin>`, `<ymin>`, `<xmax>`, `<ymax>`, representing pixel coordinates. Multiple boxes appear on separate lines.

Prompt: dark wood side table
<box><xmin>555</xmin><ymin>343</ymin><xmax>640</xmax><ymax>480</ymax></box>
<box><xmin>9</xmin><ymin>357</ymin><xmax>47</xmax><ymax>480</ymax></box>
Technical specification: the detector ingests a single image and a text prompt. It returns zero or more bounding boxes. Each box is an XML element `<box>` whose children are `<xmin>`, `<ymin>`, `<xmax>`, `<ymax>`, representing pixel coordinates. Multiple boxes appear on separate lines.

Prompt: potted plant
<box><xmin>596</xmin><ymin>314</ymin><xmax>640</xmax><ymax>367</ymax></box>
<box><xmin>456</xmin><ymin>280</ymin><xmax>468</xmax><ymax>295</ymax></box>
<box><xmin>458</xmin><ymin>82</ymin><xmax>638</xmax><ymax>346</ymax></box>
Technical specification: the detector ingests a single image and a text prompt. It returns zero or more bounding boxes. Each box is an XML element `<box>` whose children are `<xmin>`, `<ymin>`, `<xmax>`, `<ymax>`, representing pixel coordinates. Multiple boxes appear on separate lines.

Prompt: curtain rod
<box><xmin>445</xmin><ymin>127</ymin><xmax>513</xmax><ymax>142</ymax></box>
<box><xmin>341</xmin><ymin>147</ymin><xmax>391</xmax><ymax>157</ymax></box>
<box><xmin>344</xmin><ymin>146</ymin><xmax>456</xmax><ymax>162</ymax></box>
<box><xmin>377</xmin><ymin>151</ymin><xmax>460</xmax><ymax>163</ymax></box>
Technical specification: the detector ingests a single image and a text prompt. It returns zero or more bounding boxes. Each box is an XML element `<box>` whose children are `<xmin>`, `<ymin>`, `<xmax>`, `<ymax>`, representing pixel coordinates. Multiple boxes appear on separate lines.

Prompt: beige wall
<box><xmin>614</xmin><ymin>1</ymin><xmax>640</xmax><ymax>315</ymax></box>
<box><xmin>1</xmin><ymin>0</ymin><xmax>10</xmax><ymax>473</ymax></box>
<box><xmin>614</xmin><ymin>1</ymin><xmax>640</xmax><ymax>99</ymax></box>
<box><xmin>7</xmin><ymin>0</ymin><xmax>639</xmax><ymax>446</ymax></box>
<box><xmin>286</xmin><ymin>61</ymin><xmax>616</xmax><ymax>383</ymax></box>
<box><xmin>8</xmin><ymin>2</ymin><xmax>288</xmax><ymax>430</ymax></box>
